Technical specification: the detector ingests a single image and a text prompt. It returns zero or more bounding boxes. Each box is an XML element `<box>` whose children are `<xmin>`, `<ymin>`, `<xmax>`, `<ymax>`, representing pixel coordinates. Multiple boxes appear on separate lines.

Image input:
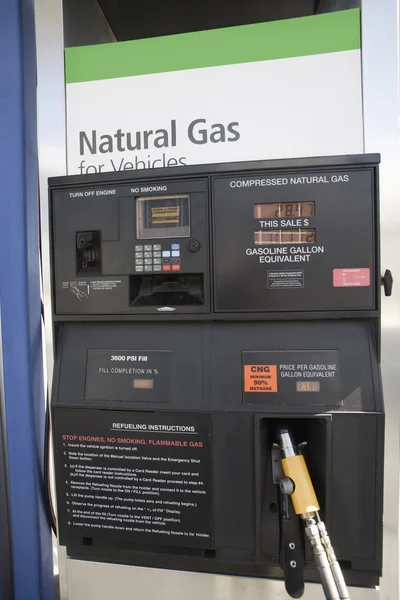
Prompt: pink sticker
<box><xmin>333</xmin><ymin>268</ymin><xmax>371</xmax><ymax>287</ymax></box>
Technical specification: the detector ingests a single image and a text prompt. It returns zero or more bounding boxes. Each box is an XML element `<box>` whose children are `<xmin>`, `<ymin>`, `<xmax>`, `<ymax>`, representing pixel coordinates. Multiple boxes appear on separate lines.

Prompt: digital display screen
<box><xmin>133</xmin><ymin>379</ymin><xmax>154</xmax><ymax>389</ymax></box>
<box><xmin>254</xmin><ymin>229</ymin><xmax>316</xmax><ymax>245</ymax></box>
<box><xmin>137</xmin><ymin>195</ymin><xmax>190</xmax><ymax>239</ymax></box>
<box><xmin>254</xmin><ymin>202</ymin><xmax>316</xmax><ymax>218</ymax></box>
<box><xmin>296</xmin><ymin>382</ymin><xmax>320</xmax><ymax>392</ymax></box>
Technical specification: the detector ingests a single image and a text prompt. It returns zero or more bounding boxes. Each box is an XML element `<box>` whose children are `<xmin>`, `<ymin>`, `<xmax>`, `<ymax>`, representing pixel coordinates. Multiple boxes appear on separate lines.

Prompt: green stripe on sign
<box><xmin>65</xmin><ymin>9</ymin><xmax>360</xmax><ymax>84</ymax></box>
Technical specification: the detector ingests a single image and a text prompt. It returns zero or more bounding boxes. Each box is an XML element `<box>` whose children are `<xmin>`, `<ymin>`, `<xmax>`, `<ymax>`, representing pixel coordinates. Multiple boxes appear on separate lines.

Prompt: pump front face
<box><xmin>50</xmin><ymin>156</ymin><xmax>383</xmax><ymax>592</ymax></box>
<box><xmin>213</xmin><ymin>169</ymin><xmax>376</xmax><ymax>312</ymax></box>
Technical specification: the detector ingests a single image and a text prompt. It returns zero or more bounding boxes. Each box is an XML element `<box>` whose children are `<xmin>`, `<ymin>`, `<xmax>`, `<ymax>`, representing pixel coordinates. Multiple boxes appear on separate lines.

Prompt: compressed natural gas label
<box><xmin>244</xmin><ymin>365</ymin><xmax>278</xmax><ymax>392</ymax></box>
<box><xmin>242</xmin><ymin>350</ymin><xmax>341</xmax><ymax>406</ymax></box>
<box><xmin>267</xmin><ymin>270</ymin><xmax>304</xmax><ymax>289</ymax></box>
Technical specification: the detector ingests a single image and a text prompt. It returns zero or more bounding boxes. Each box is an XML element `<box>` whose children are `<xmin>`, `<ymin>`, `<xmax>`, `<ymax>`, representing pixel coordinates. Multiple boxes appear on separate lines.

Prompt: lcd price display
<box><xmin>254</xmin><ymin>201</ymin><xmax>315</xmax><ymax>218</ymax></box>
<box><xmin>254</xmin><ymin>229</ymin><xmax>316</xmax><ymax>245</ymax></box>
<box><xmin>296</xmin><ymin>382</ymin><xmax>321</xmax><ymax>392</ymax></box>
<box><xmin>137</xmin><ymin>195</ymin><xmax>190</xmax><ymax>239</ymax></box>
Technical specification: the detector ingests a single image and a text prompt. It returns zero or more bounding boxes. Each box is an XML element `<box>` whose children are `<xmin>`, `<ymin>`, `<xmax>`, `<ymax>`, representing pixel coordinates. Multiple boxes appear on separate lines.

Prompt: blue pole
<box><xmin>0</xmin><ymin>0</ymin><xmax>54</xmax><ymax>599</ymax></box>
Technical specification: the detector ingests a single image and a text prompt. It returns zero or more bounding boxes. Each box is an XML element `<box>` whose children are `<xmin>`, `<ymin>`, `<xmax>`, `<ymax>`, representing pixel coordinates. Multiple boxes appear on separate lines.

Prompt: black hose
<box><xmin>42</xmin><ymin>300</ymin><xmax>57</xmax><ymax>537</ymax></box>
<box><xmin>38</xmin><ymin>185</ymin><xmax>57</xmax><ymax>537</ymax></box>
<box><xmin>43</xmin><ymin>386</ymin><xmax>57</xmax><ymax>536</ymax></box>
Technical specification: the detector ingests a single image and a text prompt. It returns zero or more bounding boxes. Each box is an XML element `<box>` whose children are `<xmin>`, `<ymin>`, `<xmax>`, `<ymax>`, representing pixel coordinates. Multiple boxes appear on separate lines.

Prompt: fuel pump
<box><xmin>48</xmin><ymin>154</ymin><xmax>386</xmax><ymax>599</ymax></box>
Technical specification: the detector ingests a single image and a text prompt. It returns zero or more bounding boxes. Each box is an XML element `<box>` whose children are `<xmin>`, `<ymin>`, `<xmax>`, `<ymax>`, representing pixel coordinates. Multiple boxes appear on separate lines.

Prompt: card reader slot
<box><xmin>130</xmin><ymin>273</ymin><xmax>204</xmax><ymax>306</ymax></box>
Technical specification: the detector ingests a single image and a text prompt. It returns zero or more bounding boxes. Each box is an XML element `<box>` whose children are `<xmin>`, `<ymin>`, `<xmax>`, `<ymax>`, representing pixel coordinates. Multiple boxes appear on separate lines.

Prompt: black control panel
<box><xmin>49</xmin><ymin>155</ymin><xmax>384</xmax><ymax>592</ymax></box>
<box><xmin>52</xmin><ymin>179</ymin><xmax>209</xmax><ymax>314</ymax></box>
<box><xmin>51</xmin><ymin>160</ymin><xmax>377</xmax><ymax>317</ymax></box>
<box><xmin>213</xmin><ymin>169</ymin><xmax>375</xmax><ymax>312</ymax></box>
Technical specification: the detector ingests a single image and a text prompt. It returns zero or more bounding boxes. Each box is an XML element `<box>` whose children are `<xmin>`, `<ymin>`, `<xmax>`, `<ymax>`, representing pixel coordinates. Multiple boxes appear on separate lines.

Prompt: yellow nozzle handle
<box><xmin>281</xmin><ymin>455</ymin><xmax>320</xmax><ymax>515</ymax></box>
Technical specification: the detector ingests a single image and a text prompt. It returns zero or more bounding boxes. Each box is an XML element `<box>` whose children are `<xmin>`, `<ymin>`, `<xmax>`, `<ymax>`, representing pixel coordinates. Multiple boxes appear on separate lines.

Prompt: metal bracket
<box><xmin>271</xmin><ymin>443</ymin><xmax>305</xmax><ymax>598</ymax></box>
<box><xmin>271</xmin><ymin>444</ymin><xmax>284</xmax><ymax>483</ymax></box>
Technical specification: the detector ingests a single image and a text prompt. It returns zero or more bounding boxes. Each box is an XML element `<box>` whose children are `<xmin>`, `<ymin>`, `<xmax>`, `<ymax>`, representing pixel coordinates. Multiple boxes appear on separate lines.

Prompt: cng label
<box><xmin>244</xmin><ymin>365</ymin><xmax>278</xmax><ymax>392</ymax></box>
<box><xmin>242</xmin><ymin>350</ymin><xmax>341</xmax><ymax>406</ymax></box>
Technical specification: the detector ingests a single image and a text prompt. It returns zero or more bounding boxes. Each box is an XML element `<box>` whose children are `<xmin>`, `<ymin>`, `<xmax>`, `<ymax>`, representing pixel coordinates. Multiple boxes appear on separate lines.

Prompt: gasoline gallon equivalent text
<box><xmin>246</xmin><ymin>246</ymin><xmax>324</xmax><ymax>263</ymax></box>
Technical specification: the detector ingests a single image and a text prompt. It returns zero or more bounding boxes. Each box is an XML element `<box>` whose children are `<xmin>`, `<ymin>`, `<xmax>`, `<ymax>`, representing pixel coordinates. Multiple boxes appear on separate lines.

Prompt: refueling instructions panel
<box><xmin>49</xmin><ymin>155</ymin><xmax>383</xmax><ymax>593</ymax></box>
<box><xmin>51</xmin><ymin>161</ymin><xmax>376</xmax><ymax>316</ymax></box>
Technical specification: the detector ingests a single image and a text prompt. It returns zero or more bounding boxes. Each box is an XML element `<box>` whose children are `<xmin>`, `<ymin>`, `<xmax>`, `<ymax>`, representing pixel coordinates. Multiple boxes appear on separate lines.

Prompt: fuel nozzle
<box><xmin>275</xmin><ymin>427</ymin><xmax>350</xmax><ymax>600</ymax></box>
<box><xmin>276</xmin><ymin>427</ymin><xmax>319</xmax><ymax>518</ymax></box>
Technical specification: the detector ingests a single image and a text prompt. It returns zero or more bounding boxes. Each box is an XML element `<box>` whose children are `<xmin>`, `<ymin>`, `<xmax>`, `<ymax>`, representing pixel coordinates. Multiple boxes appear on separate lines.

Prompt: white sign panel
<box><xmin>65</xmin><ymin>13</ymin><xmax>364</xmax><ymax>175</ymax></box>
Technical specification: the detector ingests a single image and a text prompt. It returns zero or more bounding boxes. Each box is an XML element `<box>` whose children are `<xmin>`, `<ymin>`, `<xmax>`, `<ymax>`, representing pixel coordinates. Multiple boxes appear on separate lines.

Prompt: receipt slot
<box><xmin>49</xmin><ymin>154</ymin><xmax>384</xmax><ymax>596</ymax></box>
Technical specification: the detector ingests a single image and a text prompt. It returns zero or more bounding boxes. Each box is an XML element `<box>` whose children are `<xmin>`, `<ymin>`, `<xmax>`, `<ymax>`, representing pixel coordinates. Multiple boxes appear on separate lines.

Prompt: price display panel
<box><xmin>254</xmin><ymin>201</ymin><xmax>315</xmax><ymax>218</ymax></box>
<box><xmin>254</xmin><ymin>229</ymin><xmax>316</xmax><ymax>245</ymax></box>
<box><xmin>213</xmin><ymin>167</ymin><xmax>376</xmax><ymax>312</ymax></box>
<box><xmin>296</xmin><ymin>382</ymin><xmax>321</xmax><ymax>392</ymax></box>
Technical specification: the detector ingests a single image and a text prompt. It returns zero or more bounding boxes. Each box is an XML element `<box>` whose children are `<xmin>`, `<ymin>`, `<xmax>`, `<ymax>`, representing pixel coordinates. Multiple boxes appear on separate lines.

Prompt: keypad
<box><xmin>135</xmin><ymin>243</ymin><xmax>182</xmax><ymax>272</ymax></box>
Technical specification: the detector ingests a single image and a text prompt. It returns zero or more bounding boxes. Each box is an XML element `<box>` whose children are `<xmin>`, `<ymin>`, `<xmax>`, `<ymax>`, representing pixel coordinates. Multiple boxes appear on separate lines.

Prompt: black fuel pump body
<box><xmin>49</xmin><ymin>154</ymin><xmax>383</xmax><ymax>589</ymax></box>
